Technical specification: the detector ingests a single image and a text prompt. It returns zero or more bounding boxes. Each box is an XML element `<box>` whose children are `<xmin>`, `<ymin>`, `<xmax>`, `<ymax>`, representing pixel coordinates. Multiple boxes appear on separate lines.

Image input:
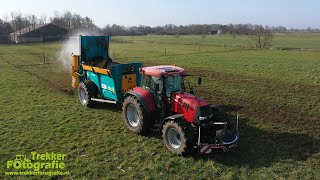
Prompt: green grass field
<box><xmin>0</xmin><ymin>34</ymin><xmax>319</xmax><ymax>179</ymax></box>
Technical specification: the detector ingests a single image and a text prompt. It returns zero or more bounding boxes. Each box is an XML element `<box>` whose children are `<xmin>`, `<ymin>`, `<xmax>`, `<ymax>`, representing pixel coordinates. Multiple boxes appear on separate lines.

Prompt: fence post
<box><xmin>224</xmin><ymin>44</ymin><xmax>227</xmax><ymax>51</ymax></box>
<box><xmin>43</xmin><ymin>51</ymin><xmax>46</xmax><ymax>64</ymax></box>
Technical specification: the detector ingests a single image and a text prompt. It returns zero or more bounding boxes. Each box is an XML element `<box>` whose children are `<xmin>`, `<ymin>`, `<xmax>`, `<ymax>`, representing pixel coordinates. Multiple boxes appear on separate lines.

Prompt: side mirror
<box><xmin>190</xmin><ymin>87</ymin><xmax>195</xmax><ymax>95</ymax></box>
<box><xmin>198</xmin><ymin>77</ymin><xmax>202</xmax><ymax>85</ymax></box>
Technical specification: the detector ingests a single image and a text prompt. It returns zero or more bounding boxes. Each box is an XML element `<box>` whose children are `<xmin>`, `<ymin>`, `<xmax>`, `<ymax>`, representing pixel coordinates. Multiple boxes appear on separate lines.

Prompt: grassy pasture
<box><xmin>0</xmin><ymin>34</ymin><xmax>319</xmax><ymax>179</ymax></box>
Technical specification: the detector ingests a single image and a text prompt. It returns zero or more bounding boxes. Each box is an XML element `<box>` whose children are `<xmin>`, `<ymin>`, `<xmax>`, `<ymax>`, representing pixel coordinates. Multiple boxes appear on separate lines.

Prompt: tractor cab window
<box><xmin>165</xmin><ymin>75</ymin><xmax>183</xmax><ymax>96</ymax></box>
<box><xmin>142</xmin><ymin>75</ymin><xmax>162</xmax><ymax>92</ymax></box>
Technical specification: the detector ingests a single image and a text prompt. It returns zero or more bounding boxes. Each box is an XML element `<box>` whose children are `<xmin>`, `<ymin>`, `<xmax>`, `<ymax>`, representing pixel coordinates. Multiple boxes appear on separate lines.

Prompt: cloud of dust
<box><xmin>57</xmin><ymin>30</ymin><xmax>101</xmax><ymax>72</ymax></box>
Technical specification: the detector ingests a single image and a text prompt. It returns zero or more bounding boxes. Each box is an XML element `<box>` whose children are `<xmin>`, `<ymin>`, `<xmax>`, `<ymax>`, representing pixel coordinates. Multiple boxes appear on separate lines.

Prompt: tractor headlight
<box><xmin>199</xmin><ymin>114</ymin><xmax>213</xmax><ymax>121</ymax></box>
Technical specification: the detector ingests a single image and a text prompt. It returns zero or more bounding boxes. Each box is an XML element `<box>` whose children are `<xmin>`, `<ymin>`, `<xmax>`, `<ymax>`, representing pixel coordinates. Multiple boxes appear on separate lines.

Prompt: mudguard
<box><xmin>160</xmin><ymin>114</ymin><xmax>184</xmax><ymax>129</ymax></box>
<box><xmin>124</xmin><ymin>87</ymin><xmax>156</xmax><ymax>113</ymax></box>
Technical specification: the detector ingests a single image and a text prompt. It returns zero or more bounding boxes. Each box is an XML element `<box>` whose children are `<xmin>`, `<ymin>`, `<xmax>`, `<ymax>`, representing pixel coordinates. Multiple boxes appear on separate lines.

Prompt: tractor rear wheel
<box><xmin>162</xmin><ymin>120</ymin><xmax>194</xmax><ymax>155</ymax></box>
<box><xmin>78</xmin><ymin>80</ymin><xmax>98</xmax><ymax>108</ymax></box>
<box><xmin>122</xmin><ymin>96</ymin><xmax>151</xmax><ymax>134</ymax></box>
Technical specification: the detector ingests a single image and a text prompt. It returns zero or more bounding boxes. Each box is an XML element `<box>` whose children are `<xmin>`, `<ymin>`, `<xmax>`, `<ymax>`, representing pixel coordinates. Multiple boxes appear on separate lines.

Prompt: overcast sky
<box><xmin>0</xmin><ymin>0</ymin><xmax>319</xmax><ymax>28</ymax></box>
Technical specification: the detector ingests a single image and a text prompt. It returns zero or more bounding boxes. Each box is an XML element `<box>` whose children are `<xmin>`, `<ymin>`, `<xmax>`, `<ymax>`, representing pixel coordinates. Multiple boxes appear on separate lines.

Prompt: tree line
<box><xmin>0</xmin><ymin>10</ymin><xmax>319</xmax><ymax>44</ymax></box>
<box><xmin>102</xmin><ymin>24</ymin><xmax>288</xmax><ymax>36</ymax></box>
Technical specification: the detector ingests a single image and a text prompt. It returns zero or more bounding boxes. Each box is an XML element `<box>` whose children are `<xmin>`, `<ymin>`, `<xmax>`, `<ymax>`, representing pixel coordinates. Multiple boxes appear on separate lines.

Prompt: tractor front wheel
<box><xmin>78</xmin><ymin>80</ymin><xmax>98</xmax><ymax>108</ymax></box>
<box><xmin>162</xmin><ymin>120</ymin><xmax>193</xmax><ymax>155</ymax></box>
<box><xmin>122</xmin><ymin>96</ymin><xmax>151</xmax><ymax>134</ymax></box>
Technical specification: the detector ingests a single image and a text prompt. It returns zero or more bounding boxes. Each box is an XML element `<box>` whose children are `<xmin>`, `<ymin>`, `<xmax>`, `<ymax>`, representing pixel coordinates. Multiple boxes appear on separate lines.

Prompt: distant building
<box><xmin>208</xmin><ymin>29</ymin><xmax>222</xmax><ymax>35</ymax></box>
<box><xmin>9</xmin><ymin>24</ymin><xmax>68</xmax><ymax>43</ymax></box>
<box><xmin>209</xmin><ymin>30</ymin><xmax>218</xmax><ymax>35</ymax></box>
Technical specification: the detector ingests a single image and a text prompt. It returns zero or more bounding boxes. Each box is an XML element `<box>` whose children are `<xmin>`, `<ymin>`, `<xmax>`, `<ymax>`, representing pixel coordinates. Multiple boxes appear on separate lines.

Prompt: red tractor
<box><xmin>123</xmin><ymin>65</ymin><xmax>239</xmax><ymax>155</ymax></box>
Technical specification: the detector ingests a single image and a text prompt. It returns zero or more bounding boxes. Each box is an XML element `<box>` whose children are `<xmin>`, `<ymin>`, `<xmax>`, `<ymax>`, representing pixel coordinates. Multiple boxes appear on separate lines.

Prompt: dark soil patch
<box><xmin>280</xmin><ymin>48</ymin><xmax>302</xmax><ymax>51</ymax></box>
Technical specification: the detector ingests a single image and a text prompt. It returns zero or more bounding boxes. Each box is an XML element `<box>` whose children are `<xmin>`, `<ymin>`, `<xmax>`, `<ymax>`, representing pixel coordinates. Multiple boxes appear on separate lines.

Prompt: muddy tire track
<box><xmin>5</xmin><ymin>60</ymin><xmax>74</xmax><ymax>96</ymax></box>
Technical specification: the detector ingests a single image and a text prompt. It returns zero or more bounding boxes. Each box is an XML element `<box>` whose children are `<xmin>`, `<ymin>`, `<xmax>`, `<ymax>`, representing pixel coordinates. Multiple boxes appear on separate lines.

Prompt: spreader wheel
<box><xmin>78</xmin><ymin>80</ymin><xmax>98</xmax><ymax>108</ymax></box>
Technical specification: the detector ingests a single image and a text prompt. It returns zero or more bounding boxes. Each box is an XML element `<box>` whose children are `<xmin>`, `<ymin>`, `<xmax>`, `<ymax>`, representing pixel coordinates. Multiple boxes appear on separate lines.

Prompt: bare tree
<box><xmin>3</xmin><ymin>15</ymin><xmax>9</xmax><ymax>22</ymax></box>
<box><xmin>10</xmin><ymin>11</ymin><xmax>17</xmax><ymax>42</ymax></box>
<box><xmin>250</xmin><ymin>25</ymin><xmax>273</xmax><ymax>48</ymax></box>
<box><xmin>64</xmin><ymin>11</ymin><xmax>72</xmax><ymax>30</ymax></box>
<box><xmin>30</xmin><ymin>15</ymin><xmax>37</xmax><ymax>28</ymax></box>
<box><xmin>40</xmin><ymin>13</ymin><xmax>47</xmax><ymax>25</ymax></box>
<box><xmin>10</xmin><ymin>11</ymin><xmax>17</xmax><ymax>30</ymax></box>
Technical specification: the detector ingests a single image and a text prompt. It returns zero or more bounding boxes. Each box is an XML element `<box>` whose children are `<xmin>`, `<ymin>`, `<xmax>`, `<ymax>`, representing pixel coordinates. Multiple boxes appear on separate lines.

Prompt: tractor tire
<box><xmin>78</xmin><ymin>80</ymin><xmax>98</xmax><ymax>108</ymax></box>
<box><xmin>162</xmin><ymin>120</ymin><xmax>195</xmax><ymax>155</ymax></box>
<box><xmin>122</xmin><ymin>95</ymin><xmax>152</xmax><ymax>134</ymax></box>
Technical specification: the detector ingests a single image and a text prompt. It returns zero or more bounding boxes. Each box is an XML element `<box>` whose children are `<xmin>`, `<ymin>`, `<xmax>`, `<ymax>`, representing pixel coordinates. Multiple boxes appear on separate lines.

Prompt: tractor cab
<box><xmin>139</xmin><ymin>65</ymin><xmax>186</xmax><ymax>109</ymax></box>
<box><xmin>140</xmin><ymin>65</ymin><xmax>184</xmax><ymax>93</ymax></box>
<box><xmin>141</xmin><ymin>73</ymin><xmax>184</xmax><ymax>96</ymax></box>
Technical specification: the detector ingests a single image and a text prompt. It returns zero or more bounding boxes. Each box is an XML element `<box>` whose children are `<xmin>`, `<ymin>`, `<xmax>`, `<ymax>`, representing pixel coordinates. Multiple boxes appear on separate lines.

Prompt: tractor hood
<box><xmin>171</xmin><ymin>93</ymin><xmax>211</xmax><ymax>123</ymax></box>
<box><xmin>173</xmin><ymin>93</ymin><xmax>209</xmax><ymax>108</ymax></box>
